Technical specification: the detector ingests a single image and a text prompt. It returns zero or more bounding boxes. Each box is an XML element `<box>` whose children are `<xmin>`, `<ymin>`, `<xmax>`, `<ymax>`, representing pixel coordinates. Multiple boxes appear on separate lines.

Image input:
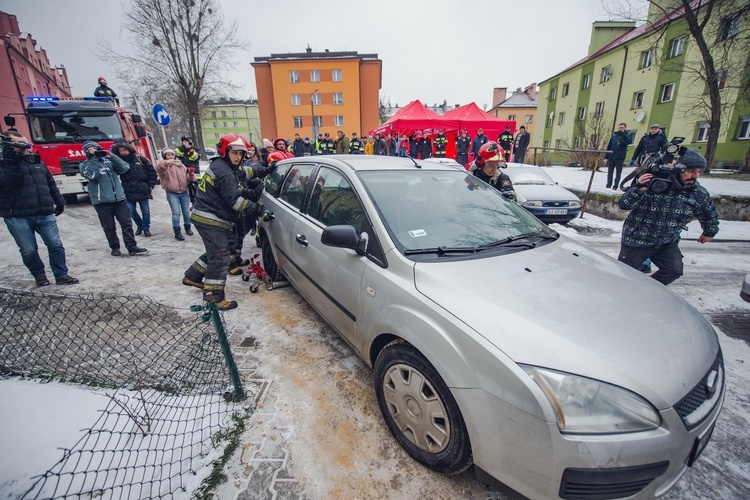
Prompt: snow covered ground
<box><xmin>1</xmin><ymin>165</ymin><xmax>748</xmax><ymax>498</ymax></box>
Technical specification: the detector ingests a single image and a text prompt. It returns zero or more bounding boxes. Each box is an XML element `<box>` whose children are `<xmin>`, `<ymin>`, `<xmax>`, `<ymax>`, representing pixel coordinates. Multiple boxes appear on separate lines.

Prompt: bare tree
<box><xmin>563</xmin><ymin>112</ymin><xmax>614</xmax><ymax>171</ymax></box>
<box><xmin>96</xmin><ymin>0</ymin><xmax>246</xmax><ymax>152</ymax></box>
<box><xmin>604</xmin><ymin>0</ymin><xmax>750</xmax><ymax>171</ymax></box>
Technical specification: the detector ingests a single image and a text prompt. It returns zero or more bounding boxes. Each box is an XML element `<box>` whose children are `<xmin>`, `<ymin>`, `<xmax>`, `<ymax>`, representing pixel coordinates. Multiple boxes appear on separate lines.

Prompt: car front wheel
<box><xmin>374</xmin><ymin>340</ymin><xmax>472</xmax><ymax>474</ymax></box>
<box><xmin>260</xmin><ymin>233</ymin><xmax>283</xmax><ymax>281</ymax></box>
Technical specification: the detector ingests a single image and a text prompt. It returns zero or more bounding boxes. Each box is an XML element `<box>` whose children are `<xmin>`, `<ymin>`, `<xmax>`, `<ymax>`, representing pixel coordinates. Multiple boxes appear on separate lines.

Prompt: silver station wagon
<box><xmin>258</xmin><ymin>155</ymin><xmax>724</xmax><ymax>499</ymax></box>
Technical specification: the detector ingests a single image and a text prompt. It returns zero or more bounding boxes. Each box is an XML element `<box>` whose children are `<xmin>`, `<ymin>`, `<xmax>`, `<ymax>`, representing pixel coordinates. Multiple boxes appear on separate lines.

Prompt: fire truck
<box><xmin>3</xmin><ymin>96</ymin><xmax>156</xmax><ymax>203</ymax></box>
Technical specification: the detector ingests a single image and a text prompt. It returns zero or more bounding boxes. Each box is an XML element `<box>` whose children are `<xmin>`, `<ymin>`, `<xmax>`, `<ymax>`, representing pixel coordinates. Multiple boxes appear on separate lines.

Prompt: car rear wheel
<box><xmin>374</xmin><ymin>340</ymin><xmax>472</xmax><ymax>474</ymax></box>
<box><xmin>261</xmin><ymin>233</ymin><xmax>283</xmax><ymax>281</ymax></box>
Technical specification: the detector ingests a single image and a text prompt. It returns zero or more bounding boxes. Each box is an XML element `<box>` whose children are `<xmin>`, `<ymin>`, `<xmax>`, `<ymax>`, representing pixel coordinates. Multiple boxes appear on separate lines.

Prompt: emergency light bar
<box><xmin>26</xmin><ymin>96</ymin><xmax>115</xmax><ymax>103</ymax></box>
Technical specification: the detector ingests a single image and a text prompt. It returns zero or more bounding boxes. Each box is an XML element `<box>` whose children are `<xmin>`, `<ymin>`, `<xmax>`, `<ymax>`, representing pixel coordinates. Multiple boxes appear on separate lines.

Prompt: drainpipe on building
<box><xmin>612</xmin><ymin>46</ymin><xmax>629</xmax><ymax>133</ymax></box>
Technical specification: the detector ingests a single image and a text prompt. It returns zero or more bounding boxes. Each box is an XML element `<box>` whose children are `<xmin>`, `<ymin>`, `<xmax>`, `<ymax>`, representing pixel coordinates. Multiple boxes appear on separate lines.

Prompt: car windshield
<box><xmin>505</xmin><ymin>168</ymin><xmax>554</xmax><ymax>185</ymax></box>
<box><xmin>359</xmin><ymin>170</ymin><xmax>552</xmax><ymax>253</ymax></box>
<box><xmin>28</xmin><ymin>110</ymin><xmax>124</xmax><ymax>143</ymax></box>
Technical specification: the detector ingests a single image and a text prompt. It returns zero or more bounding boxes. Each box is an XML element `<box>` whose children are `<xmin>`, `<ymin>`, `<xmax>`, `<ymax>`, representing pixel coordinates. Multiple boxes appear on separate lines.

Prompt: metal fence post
<box><xmin>205</xmin><ymin>292</ymin><xmax>245</xmax><ymax>401</ymax></box>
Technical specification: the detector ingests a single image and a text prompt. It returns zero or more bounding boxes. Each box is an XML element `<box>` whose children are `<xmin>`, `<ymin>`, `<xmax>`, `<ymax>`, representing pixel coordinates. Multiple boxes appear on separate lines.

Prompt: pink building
<box><xmin>0</xmin><ymin>11</ymin><xmax>71</xmax><ymax>138</ymax></box>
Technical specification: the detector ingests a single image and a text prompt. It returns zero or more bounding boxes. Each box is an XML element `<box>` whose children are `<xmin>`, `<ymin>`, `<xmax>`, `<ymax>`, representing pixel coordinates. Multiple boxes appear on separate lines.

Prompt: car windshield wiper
<box><xmin>478</xmin><ymin>231</ymin><xmax>559</xmax><ymax>250</ymax></box>
<box><xmin>403</xmin><ymin>246</ymin><xmax>479</xmax><ymax>256</ymax></box>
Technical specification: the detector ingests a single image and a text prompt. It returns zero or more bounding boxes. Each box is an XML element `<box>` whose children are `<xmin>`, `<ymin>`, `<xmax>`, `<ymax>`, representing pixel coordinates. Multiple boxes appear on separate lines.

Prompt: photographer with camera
<box><xmin>80</xmin><ymin>140</ymin><xmax>147</xmax><ymax>257</ymax></box>
<box><xmin>0</xmin><ymin>131</ymin><xmax>79</xmax><ymax>286</ymax></box>
<box><xmin>617</xmin><ymin>147</ymin><xmax>719</xmax><ymax>286</ymax></box>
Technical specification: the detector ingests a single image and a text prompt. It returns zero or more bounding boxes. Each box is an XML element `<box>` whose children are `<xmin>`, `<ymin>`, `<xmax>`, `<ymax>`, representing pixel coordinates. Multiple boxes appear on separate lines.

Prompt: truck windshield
<box><xmin>28</xmin><ymin>111</ymin><xmax>125</xmax><ymax>144</ymax></box>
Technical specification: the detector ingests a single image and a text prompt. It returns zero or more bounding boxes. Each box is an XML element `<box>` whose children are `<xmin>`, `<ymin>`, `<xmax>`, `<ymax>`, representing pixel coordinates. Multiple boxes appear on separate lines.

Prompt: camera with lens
<box><xmin>1</xmin><ymin>132</ymin><xmax>41</xmax><ymax>164</ymax></box>
<box><xmin>94</xmin><ymin>148</ymin><xmax>109</xmax><ymax>158</ymax></box>
<box><xmin>641</xmin><ymin>137</ymin><xmax>686</xmax><ymax>194</ymax></box>
<box><xmin>1</xmin><ymin>132</ymin><xmax>32</xmax><ymax>150</ymax></box>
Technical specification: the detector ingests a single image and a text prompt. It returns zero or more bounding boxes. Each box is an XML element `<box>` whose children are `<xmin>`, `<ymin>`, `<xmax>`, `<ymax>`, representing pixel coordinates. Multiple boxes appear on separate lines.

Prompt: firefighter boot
<box><xmin>205</xmin><ymin>290</ymin><xmax>237</xmax><ymax>310</ymax></box>
<box><xmin>174</xmin><ymin>226</ymin><xmax>185</xmax><ymax>241</ymax></box>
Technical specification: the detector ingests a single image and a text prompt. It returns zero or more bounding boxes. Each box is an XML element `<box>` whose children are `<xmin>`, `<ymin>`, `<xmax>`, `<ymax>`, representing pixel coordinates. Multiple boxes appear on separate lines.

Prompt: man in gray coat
<box><xmin>79</xmin><ymin>140</ymin><xmax>147</xmax><ymax>256</ymax></box>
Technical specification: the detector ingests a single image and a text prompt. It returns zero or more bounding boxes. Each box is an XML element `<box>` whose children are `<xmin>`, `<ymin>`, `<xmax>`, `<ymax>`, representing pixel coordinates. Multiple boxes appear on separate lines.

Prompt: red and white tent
<box><xmin>443</xmin><ymin>102</ymin><xmax>516</xmax><ymax>142</ymax></box>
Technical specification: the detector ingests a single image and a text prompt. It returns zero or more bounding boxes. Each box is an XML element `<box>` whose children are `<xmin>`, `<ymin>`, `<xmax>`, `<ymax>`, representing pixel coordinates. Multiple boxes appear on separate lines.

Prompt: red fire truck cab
<box><xmin>3</xmin><ymin>96</ymin><xmax>155</xmax><ymax>202</ymax></box>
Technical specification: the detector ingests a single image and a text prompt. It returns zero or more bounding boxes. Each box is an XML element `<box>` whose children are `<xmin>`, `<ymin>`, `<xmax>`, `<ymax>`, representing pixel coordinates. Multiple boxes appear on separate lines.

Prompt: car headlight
<box><xmin>521</xmin><ymin>365</ymin><xmax>661</xmax><ymax>434</ymax></box>
<box><xmin>568</xmin><ymin>200</ymin><xmax>581</xmax><ymax>208</ymax></box>
<box><xmin>522</xmin><ymin>201</ymin><xmax>543</xmax><ymax>207</ymax></box>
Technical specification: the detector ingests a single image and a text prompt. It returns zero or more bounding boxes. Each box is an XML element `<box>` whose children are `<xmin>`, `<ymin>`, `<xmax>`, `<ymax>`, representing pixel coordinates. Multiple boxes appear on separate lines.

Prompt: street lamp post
<box><xmin>311</xmin><ymin>88</ymin><xmax>319</xmax><ymax>139</ymax></box>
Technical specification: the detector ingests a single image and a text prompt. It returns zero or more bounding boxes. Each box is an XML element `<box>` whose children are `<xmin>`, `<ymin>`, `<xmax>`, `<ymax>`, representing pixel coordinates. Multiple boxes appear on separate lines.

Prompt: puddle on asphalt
<box><xmin>711</xmin><ymin>310</ymin><xmax>750</xmax><ymax>345</ymax></box>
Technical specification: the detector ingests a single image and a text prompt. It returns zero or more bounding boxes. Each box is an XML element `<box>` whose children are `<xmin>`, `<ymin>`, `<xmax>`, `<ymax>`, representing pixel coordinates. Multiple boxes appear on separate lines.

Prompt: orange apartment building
<box><xmin>251</xmin><ymin>49</ymin><xmax>381</xmax><ymax>141</ymax></box>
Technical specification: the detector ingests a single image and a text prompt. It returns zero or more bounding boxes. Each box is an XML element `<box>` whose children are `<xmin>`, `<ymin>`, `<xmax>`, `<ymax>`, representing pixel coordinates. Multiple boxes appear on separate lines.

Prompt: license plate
<box><xmin>688</xmin><ymin>422</ymin><xmax>715</xmax><ymax>466</ymax></box>
<box><xmin>546</xmin><ymin>209</ymin><xmax>568</xmax><ymax>215</ymax></box>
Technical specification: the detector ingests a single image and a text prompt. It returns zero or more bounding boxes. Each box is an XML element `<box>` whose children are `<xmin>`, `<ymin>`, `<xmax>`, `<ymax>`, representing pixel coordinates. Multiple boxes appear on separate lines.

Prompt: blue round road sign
<box><xmin>152</xmin><ymin>103</ymin><xmax>171</xmax><ymax>126</ymax></box>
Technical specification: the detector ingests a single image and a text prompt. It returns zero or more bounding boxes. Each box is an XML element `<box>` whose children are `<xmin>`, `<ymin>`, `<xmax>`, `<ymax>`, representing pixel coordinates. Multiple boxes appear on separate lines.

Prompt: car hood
<box><xmin>513</xmin><ymin>184</ymin><xmax>578</xmax><ymax>202</ymax></box>
<box><xmin>413</xmin><ymin>237</ymin><xmax>718</xmax><ymax>408</ymax></box>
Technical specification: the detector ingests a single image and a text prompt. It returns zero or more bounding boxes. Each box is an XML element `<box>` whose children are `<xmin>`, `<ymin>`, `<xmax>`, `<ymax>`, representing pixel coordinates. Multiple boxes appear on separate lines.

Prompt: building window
<box><xmin>211</xmin><ymin>111</ymin><xmax>216</xmax><ymax>118</ymax></box>
<box><xmin>332</xmin><ymin>69</ymin><xmax>342</xmax><ymax>82</ymax></box>
<box><xmin>633</xmin><ymin>91</ymin><xmax>645</xmax><ymax>109</ymax></box>
<box><xmin>737</xmin><ymin>117</ymin><xmax>750</xmax><ymax>139</ymax></box>
<box><xmin>310</xmin><ymin>70</ymin><xmax>320</xmax><ymax>82</ymax></box>
<box><xmin>601</xmin><ymin>65</ymin><xmax>612</xmax><ymax>83</ymax></box>
<box><xmin>716</xmin><ymin>69</ymin><xmax>728</xmax><ymax>90</ymax></box>
<box><xmin>562</xmin><ymin>82</ymin><xmax>570</xmax><ymax>97</ymax></box>
<box><xmin>334</xmin><ymin>115</ymin><xmax>344</xmax><ymax>126</ymax></box>
<box><xmin>291</xmin><ymin>94</ymin><xmax>301</xmax><ymax>106</ymax></box>
<box><xmin>639</xmin><ymin>48</ymin><xmax>654</xmax><ymax>69</ymax></box>
<box><xmin>595</xmin><ymin>101</ymin><xmax>605</xmax><ymax>117</ymax></box>
<box><xmin>543</xmin><ymin>140</ymin><xmax>550</xmax><ymax>149</ymax></box>
<box><xmin>525</xmin><ymin>115</ymin><xmax>533</xmax><ymax>124</ymax></box>
<box><xmin>550</xmin><ymin>88</ymin><xmax>557</xmax><ymax>100</ymax></box>
<box><xmin>333</xmin><ymin>93</ymin><xmax>343</xmax><ymax>105</ymax></box>
<box><xmin>233</xmin><ymin>121</ymin><xmax>238</xmax><ymax>127</ymax></box>
<box><xmin>721</xmin><ymin>14</ymin><xmax>740</xmax><ymax>40</ymax></box>
<box><xmin>577</xmin><ymin>106</ymin><xmax>586</xmax><ymax>121</ymax></box>
<box><xmin>695</xmin><ymin>122</ymin><xmax>710</xmax><ymax>142</ymax></box>
<box><xmin>508</xmin><ymin>114</ymin><xmax>516</xmax><ymax>121</ymax></box>
<box><xmin>558</xmin><ymin>112</ymin><xmax>566</xmax><ymax>125</ymax></box>
<box><xmin>574</xmin><ymin>136</ymin><xmax>582</xmax><ymax>149</ymax></box>
<box><xmin>582</xmin><ymin>74</ymin><xmax>591</xmax><ymax>89</ymax></box>
<box><xmin>313</xmin><ymin>116</ymin><xmax>322</xmax><ymax>127</ymax></box>
<box><xmin>555</xmin><ymin>139</ymin><xmax>562</xmax><ymax>149</ymax></box>
<box><xmin>214</xmin><ymin>133</ymin><xmax>220</xmax><ymax>139</ymax></box>
<box><xmin>669</xmin><ymin>36</ymin><xmax>686</xmax><ymax>58</ymax></box>
<box><xmin>223</xmin><ymin>122</ymin><xmax>228</xmax><ymax>127</ymax></box>
<box><xmin>232</xmin><ymin>110</ymin><xmax>237</xmax><ymax>117</ymax></box>
<box><xmin>547</xmin><ymin>113</ymin><xmax>554</xmax><ymax>127</ymax></box>
<box><xmin>221</xmin><ymin>111</ymin><xmax>227</xmax><ymax>117</ymax></box>
<box><xmin>312</xmin><ymin>93</ymin><xmax>321</xmax><ymax>105</ymax></box>
<box><xmin>212</xmin><ymin>122</ymin><xmax>217</xmax><ymax>128</ymax></box>
<box><xmin>660</xmin><ymin>82</ymin><xmax>675</xmax><ymax>102</ymax></box>
<box><xmin>293</xmin><ymin>116</ymin><xmax>303</xmax><ymax>128</ymax></box>
<box><xmin>290</xmin><ymin>70</ymin><xmax>299</xmax><ymax>83</ymax></box>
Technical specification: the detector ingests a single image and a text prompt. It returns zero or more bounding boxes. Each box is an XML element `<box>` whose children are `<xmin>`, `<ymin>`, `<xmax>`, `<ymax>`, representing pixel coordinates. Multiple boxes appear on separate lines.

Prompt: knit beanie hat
<box><xmin>82</xmin><ymin>140</ymin><xmax>99</xmax><ymax>152</ymax></box>
<box><xmin>262</xmin><ymin>138</ymin><xmax>273</xmax><ymax>149</ymax></box>
<box><xmin>677</xmin><ymin>148</ymin><xmax>707</xmax><ymax>170</ymax></box>
<box><xmin>163</xmin><ymin>148</ymin><xmax>176</xmax><ymax>157</ymax></box>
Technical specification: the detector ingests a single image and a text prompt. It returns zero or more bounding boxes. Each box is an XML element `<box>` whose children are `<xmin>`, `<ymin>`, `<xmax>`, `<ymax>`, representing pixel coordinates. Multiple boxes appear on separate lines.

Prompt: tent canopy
<box><xmin>444</xmin><ymin>102</ymin><xmax>516</xmax><ymax>141</ymax></box>
<box><xmin>373</xmin><ymin>100</ymin><xmax>457</xmax><ymax>137</ymax></box>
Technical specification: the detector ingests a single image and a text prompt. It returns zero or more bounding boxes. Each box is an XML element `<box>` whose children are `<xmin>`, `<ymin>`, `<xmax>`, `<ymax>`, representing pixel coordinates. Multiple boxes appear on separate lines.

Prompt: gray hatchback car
<box><xmin>258</xmin><ymin>155</ymin><xmax>724</xmax><ymax>499</ymax></box>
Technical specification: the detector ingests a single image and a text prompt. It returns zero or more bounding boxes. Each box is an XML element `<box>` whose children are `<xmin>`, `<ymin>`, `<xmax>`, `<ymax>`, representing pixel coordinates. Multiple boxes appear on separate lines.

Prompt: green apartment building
<box><xmin>200</xmin><ymin>98</ymin><xmax>261</xmax><ymax>150</ymax></box>
<box><xmin>536</xmin><ymin>0</ymin><xmax>749</xmax><ymax>168</ymax></box>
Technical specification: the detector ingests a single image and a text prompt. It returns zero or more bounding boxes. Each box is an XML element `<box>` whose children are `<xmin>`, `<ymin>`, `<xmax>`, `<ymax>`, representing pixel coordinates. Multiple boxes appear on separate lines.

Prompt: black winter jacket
<box><xmin>632</xmin><ymin>132</ymin><xmax>667</xmax><ymax>163</ymax></box>
<box><xmin>0</xmin><ymin>154</ymin><xmax>64</xmax><ymax>218</ymax></box>
<box><xmin>119</xmin><ymin>154</ymin><xmax>157</xmax><ymax>202</ymax></box>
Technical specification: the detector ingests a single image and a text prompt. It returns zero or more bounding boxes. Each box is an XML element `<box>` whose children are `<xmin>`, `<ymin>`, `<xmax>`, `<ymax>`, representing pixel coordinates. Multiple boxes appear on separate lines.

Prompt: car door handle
<box><xmin>295</xmin><ymin>234</ymin><xmax>308</xmax><ymax>247</ymax></box>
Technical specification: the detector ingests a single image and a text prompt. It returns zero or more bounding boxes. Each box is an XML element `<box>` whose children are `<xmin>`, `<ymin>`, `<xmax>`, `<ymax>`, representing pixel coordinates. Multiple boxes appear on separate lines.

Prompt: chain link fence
<box><xmin>0</xmin><ymin>287</ymin><xmax>250</xmax><ymax>499</ymax></box>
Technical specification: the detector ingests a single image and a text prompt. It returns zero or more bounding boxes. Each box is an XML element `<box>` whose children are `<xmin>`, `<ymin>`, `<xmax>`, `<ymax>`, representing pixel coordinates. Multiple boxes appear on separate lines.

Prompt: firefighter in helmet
<box><xmin>182</xmin><ymin>132</ymin><xmax>262</xmax><ymax>310</ymax></box>
<box><xmin>94</xmin><ymin>77</ymin><xmax>119</xmax><ymax>106</ymax></box>
<box><xmin>470</xmin><ymin>141</ymin><xmax>516</xmax><ymax>201</ymax></box>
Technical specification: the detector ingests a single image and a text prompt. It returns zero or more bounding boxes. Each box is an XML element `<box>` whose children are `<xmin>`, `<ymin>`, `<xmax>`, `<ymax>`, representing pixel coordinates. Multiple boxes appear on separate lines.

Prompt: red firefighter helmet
<box><xmin>267</xmin><ymin>151</ymin><xmax>289</xmax><ymax>165</ymax></box>
<box><xmin>216</xmin><ymin>132</ymin><xmax>250</xmax><ymax>157</ymax></box>
<box><xmin>477</xmin><ymin>141</ymin><xmax>504</xmax><ymax>163</ymax></box>
<box><xmin>98</xmin><ymin>77</ymin><xmax>107</xmax><ymax>83</ymax></box>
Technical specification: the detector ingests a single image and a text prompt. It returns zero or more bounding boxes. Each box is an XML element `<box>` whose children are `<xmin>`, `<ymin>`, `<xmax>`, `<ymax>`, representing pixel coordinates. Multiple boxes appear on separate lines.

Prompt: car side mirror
<box><xmin>322</xmin><ymin>225</ymin><xmax>368</xmax><ymax>255</ymax></box>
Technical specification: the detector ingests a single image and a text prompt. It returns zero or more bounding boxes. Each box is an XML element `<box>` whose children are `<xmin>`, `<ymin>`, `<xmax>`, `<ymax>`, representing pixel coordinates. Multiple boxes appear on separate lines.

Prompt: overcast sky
<box><xmin>1</xmin><ymin>0</ymin><xmax>637</xmax><ymax>110</ymax></box>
